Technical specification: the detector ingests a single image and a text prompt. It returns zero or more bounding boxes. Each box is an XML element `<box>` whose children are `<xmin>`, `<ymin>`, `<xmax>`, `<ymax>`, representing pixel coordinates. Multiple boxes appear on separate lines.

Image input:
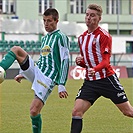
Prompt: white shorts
<box><xmin>19</xmin><ymin>56</ymin><xmax>56</xmax><ymax>103</ymax></box>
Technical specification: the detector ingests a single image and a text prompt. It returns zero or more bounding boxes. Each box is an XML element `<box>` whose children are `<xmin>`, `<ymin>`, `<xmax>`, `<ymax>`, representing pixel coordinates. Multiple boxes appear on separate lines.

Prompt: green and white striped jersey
<box><xmin>36</xmin><ymin>29</ymin><xmax>70</xmax><ymax>86</ymax></box>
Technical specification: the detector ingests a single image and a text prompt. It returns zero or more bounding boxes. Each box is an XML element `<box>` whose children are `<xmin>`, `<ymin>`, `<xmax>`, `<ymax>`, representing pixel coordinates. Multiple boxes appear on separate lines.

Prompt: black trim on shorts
<box><xmin>34</xmin><ymin>94</ymin><xmax>44</xmax><ymax>104</ymax></box>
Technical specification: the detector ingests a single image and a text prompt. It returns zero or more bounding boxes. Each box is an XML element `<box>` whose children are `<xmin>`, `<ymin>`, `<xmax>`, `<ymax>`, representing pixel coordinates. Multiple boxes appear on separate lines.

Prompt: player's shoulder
<box><xmin>41</xmin><ymin>35</ymin><xmax>46</xmax><ymax>42</ymax></box>
<box><xmin>79</xmin><ymin>30</ymin><xmax>88</xmax><ymax>37</ymax></box>
<box><xmin>98</xmin><ymin>27</ymin><xmax>111</xmax><ymax>38</ymax></box>
<box><xmin>78</xmin><ymin>30</ymin><xmax>88</xmax><ymax>40</ymax></box>
<box><xmin>56</xmin><ymin>29</ymin><xmax>68</xmax><ymax>37</ymax></box>
<box><xmin>56</xmin><ymin>30</ymin><xmax>70</xmax><ymax>48</ymax></box>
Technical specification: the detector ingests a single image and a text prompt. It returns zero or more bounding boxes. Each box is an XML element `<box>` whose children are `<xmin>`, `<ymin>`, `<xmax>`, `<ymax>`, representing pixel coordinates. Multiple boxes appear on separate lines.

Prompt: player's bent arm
<box><xmin>93</xmin><ymin>53</ymin><xmax>110</xmax><ymax>72</ymax></box>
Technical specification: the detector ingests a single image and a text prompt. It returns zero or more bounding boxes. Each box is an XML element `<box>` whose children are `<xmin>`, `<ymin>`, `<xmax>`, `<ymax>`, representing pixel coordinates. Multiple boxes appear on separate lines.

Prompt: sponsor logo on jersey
<box><xmin>41</xmin><ymin>45</ymin><xmax>51</xmax><ymax>56</ymax></box>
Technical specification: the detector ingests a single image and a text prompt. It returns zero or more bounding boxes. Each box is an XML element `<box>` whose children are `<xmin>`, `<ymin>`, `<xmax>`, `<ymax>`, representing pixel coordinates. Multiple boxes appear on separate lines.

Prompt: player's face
<box><xmin>43</xmin><ymin>15</ymin><xmax>58</xmax><ymax>32</ymax></box>
<box><xmin>85</xmin><ymin>9</ymin><xmax>101</xmax><ymax>29</ymax></box>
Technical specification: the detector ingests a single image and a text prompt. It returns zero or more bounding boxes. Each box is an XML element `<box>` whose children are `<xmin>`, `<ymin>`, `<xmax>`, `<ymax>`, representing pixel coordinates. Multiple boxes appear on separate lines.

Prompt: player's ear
<box><xmin>99</xmin><ymin>16</ymin><xmax>101</xmax><ymax>21</ymax></box>
<box><xmin>56</xmin><ymin>19</ymin><xmax>59</xmax><ymax>23</ymax></box>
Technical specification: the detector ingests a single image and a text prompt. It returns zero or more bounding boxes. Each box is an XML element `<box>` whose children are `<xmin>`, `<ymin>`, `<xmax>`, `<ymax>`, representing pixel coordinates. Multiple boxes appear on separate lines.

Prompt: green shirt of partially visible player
<box><xmin>0</xmin><ymin>8</ymin><xmax>70</xmax><ymax>133</ymax></box>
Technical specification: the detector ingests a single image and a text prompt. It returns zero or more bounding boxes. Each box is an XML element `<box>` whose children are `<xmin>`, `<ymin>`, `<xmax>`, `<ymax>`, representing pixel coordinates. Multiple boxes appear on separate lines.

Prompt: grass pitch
<box><xmin>0</xmin><ymin>78</ymin><xmax>133</xmax><ymax>133</ymax></box>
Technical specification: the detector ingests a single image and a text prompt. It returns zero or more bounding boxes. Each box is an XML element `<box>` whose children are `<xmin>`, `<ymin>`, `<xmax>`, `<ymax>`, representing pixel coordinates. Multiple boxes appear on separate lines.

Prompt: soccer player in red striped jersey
<box><xmin>70</xmin><ymin>4</ymin><xmax>133</xmax><ymax>133</ymax></box>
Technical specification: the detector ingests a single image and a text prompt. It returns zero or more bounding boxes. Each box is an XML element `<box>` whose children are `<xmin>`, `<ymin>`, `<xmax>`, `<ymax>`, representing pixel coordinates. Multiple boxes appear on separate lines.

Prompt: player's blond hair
<box><xmin>87</xmin><ymin>4</ymin><xmax>103</xmax><ymax>17</ymax></box>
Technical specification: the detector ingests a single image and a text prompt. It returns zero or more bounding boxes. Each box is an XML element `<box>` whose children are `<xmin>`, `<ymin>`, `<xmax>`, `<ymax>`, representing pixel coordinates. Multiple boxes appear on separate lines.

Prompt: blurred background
<box><xmin>0</xmin><ymin>0</ymin><xmax>133</xmax><ymax>79</ymax></box>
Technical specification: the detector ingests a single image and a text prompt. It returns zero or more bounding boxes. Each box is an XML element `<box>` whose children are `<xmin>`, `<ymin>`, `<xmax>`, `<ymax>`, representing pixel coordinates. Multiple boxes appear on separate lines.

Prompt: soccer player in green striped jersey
<box><xmin>0</xmin><ymin>8</ymin><xmax>70</xmax><ymax>133</ymax></box>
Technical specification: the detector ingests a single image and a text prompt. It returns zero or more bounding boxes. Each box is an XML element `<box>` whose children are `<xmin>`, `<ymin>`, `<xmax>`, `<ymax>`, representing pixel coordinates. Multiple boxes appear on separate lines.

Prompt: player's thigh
<box><xmin>72</xmin><ymin>99</ymin><xmax>91</xmax><ymax>116</ymax></box>
<box><xmin>11</xmin><ymin>46</ymin><xmax>28</xmax><ymax>63</ymax></box>
<box><xmin>30</xmin><ymin>98</ymin><xmax>44</xmax><ymax>113</ymax></box>
<box><xmin>116</xmin><ymin>101</ymin><xmax>133</xmax><ymax>113</ymax></box>
<box><xmin>19</xmin><ymin>56</ymin><xmax>35</xmax><ymax>82</ymax></box>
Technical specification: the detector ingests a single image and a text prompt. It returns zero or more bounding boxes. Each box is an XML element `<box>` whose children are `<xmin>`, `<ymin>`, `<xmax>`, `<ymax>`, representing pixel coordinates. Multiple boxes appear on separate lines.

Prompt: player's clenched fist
<box><xmin>75</xmin><ymin>56</ymin><xmax>87</xmax><ymax>68</ymax></box>
<box><xmin>76</xmin><ymin>56</ymin><xmax>83</xmax><ymax>65</ymax></box>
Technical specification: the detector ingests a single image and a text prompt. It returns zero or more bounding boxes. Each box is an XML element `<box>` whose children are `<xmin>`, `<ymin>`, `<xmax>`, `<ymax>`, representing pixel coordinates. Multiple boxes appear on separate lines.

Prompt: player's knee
<box><xmin>72</xmin><ymin>108</ymin><xmax>83</xmax><ymax>117</ymax></box>
<box><xmin>11</xmin><ymin>46</ymin><xmax>21</xmax><ymax>51</ymax></box>
<box><xmin>122</xmin><ymin>110</ymin><xmax>133</xmax><ymax>117</ymax></box>
<box><xmin>11</xmin><ymin>46</ymin><xmax>22</xmax><ymax>54</ymax></box>
<box><xmin>30</xmin><ymin>107</ymin><xmax>39</xmax><ymax>116</ymax></box>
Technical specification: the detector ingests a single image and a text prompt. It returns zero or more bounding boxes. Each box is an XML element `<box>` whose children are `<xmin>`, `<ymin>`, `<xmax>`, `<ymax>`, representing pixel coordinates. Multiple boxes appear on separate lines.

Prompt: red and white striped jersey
<box><xmin>78</xmin><ymin>27</ymin><xmax>115</xmax><ymax>81</ymax></box>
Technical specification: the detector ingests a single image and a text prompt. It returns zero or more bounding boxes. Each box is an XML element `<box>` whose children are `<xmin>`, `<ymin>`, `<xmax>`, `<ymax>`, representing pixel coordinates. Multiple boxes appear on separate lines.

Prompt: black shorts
<box><xmin>76</xmin><ymin>74</ymin><xmax>128</xmax><ymax>105</ymax></box>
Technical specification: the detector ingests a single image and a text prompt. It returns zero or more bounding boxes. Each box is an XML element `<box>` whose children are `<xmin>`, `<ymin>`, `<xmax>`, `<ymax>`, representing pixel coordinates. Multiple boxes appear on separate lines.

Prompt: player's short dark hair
<box><xmin>43</xmin><ymin>8</ymin><xmax>59</xmax><ymax>21</ymax></box>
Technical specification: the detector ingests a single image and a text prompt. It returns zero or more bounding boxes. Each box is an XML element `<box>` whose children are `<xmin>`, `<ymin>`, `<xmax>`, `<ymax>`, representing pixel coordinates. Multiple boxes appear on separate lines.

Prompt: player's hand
<box><xmin>59</xmin><ymin>91</ymin><xmax>68</xmax><ymax>98</ymax></box>
<box><xmin>75</xmin><ymin>56</ymin><xmax>84</xmax><ymax>65</ymax></box>
<box><xmin>14</xmin><ymin>74</ymin><xmax>25</xmax><ymax>83</ymax></box>
<box><xmin>58</xmin><ymin>85</ymin><xmax>68</xmax><ymax>98</ymax></box>
<box><xmin>88</xmin><ymin>68</ymin><xmax>95</xmax><ymax>77</ymax></box>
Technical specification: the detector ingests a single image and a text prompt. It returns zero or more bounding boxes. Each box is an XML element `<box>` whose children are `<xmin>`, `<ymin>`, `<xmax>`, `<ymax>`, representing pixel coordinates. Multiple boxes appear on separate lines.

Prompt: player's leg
<box><xmin>106</xmin><ymin>74</ymin><xmax>133</xmax><ymax>118</ymax></box>
<box><xmin>19</xmin><ymin>57</ymin><xmax>43</xmax><ymax>133</ymax></box>
<box><xmin>30</xmin><ymin>98</ymin><xmax>44</xmax><ymax>133</ymax></box>
<box><xmin>70</xmin><ymin>99</ymin><xmax>91</xmax><ymax>133</ymax></box>
<box><xmin>29</xmin><ymin>68</ymin><xmax>55</xmax><ymax>133</ymax></box>
<box><xmin>116</xmin><ymin>101</ymin><xmax>133</xmax><ymax>117</ymax></box>
<box><xmin>11</xmin><ymin>46</ymin><xmax>28</xmax><ymax>64</ymax></box>
<box><xmin>70</xmin><ymin>80</ymin><xmax>100</xmax><ymax>133</ymax></box>
<box><xmin>0</xmin><ymin>46</ymin><xmax>28</xmax><ymax>71</ymax></box>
